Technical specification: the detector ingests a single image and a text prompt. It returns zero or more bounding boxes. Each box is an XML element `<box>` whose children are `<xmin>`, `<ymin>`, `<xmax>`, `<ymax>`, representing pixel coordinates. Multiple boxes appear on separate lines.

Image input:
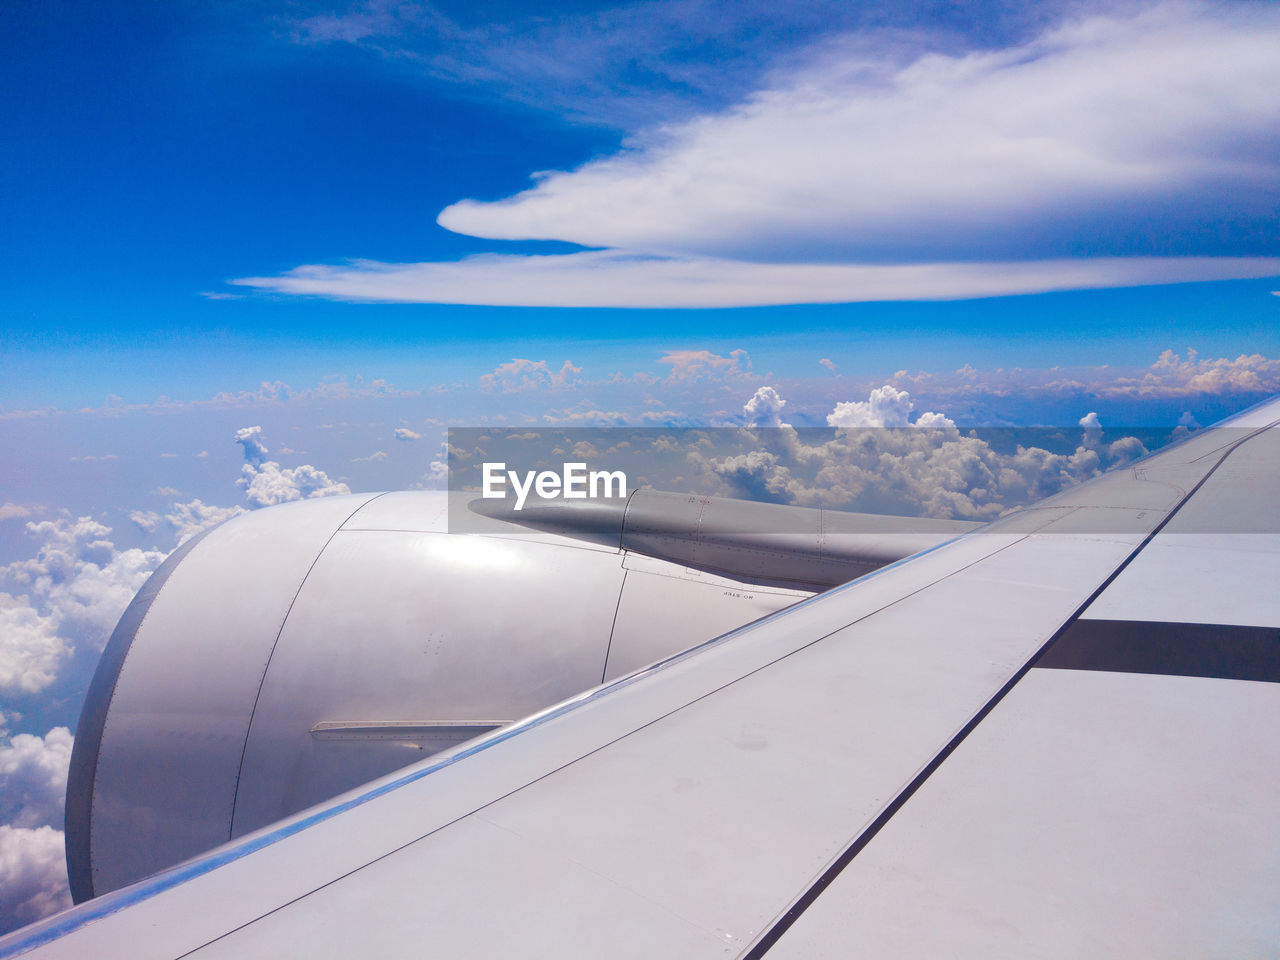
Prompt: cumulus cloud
<box><xmin>1079</xmin><ymin>411</ymin><xmax>1103</xmax><ymax>449</ymax></box>
<box><xmin>239</xmin><ymin>463</ymin><xmax>351</xmax><ymax>508</ymax></box>
<box><xmin>693</xmin><ymin>386</ymin><xmax>1150</xmax><ymax>519</ymax></box>
<box><xmin>5</xmin><ymin>519</ymin><xmax>165</xmax><ymax>642</ymax></box>
<box><xmin>0</xmin><ymin>728</ymin><xmax>72</xmax><ymax>830</ymax></box>
<box><xmin>133</xmin><ymin>501</ymin><xmax>243</xmax><ymax>545</ymax></box>
<box><xmin>163</xmin><ymin>500</ymin><xmax>245</xmax><ymax>545</ymax></box>
<box><xmin>1096</xmin><ymin>349</ymin><xmax>1280</xmax><ymax>398</ymax></box>
<box><xmin>479</xmin><ymin>358</ymin><xmax>583</xmax><ymax>391</ymax></box>
<box><xmin>0</xmin><ymin>825</ymin><xmax>71</xmax><ymax>934</ymax></box>
<box><xmin>129</xmin><ymin>510</ymin><xmax>162</xmax><ymax>533</ymax></box>
<box><xmin>393</xmin><ymin>428</ymin><xmax>421</xmax><ymax>441</ymax></box>
<box><xmin>419</xmin><ymin>460</ymin><xmax>450</xmax><ymax>488</ymax></box>
<box><xmin>660</xmin><ymin>348</ymin><xmax>750</xmax><ymax>380</ymax></box>
<box><xmin>818</xmin><ymin>358</ymin><xmax>837</xmax><ymax>373</ymax></box>
<box><xmin>844</xmin><ymin>349</ymin><xmax>1280</xmax><ymax>413</ymax></box>
<box><xmin>234</xmin><ymin>427</ymin><xmax>351</xmax><ymax>508</ymax></box>
<box><xmin>0</xmin><ymin>518</ymin><xmax>167</xmax><ymax>690</ymax></box>
<box><xmin>744</xmin><ymin>386</ymin><xmax>788</xmax><ymax>428</ymax></box>
<box><xmin>0</xmin><ymin>596</ymin><xmax>67</xmax><ymax>696</ymax></box>
<box><xmin>234</xmin><ymin>425</ymin><xmax>269</xmax><ymax>465</ymax></box>
<box><xmin>827</xmin><ymin>384</ymin><xmax>955</xmax><ymax>429</ymax></box>
<box><xmin>351</xmin><ymin>451</ymin><xmax>388</xmax><ymax>463</ymax></box>
<box><xmin>0</xmin><ymin>699</ymin><xmax>77</xmax><ymax>934</ymax></box>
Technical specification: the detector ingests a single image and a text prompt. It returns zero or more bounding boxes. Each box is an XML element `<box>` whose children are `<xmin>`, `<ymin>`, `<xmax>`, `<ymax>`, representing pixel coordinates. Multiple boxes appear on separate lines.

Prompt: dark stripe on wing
<box><xmin>1038</xmin><ymin>618</ymin><xmax>1280</xmax><ymax>683</ymax></box>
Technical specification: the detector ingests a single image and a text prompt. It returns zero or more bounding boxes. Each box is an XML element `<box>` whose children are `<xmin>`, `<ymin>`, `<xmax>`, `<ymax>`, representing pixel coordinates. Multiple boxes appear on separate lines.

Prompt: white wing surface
<box><xmin>4</xmin><ymin>399</ymin><xmax>1278</xmax><ymax>958</ymax></box>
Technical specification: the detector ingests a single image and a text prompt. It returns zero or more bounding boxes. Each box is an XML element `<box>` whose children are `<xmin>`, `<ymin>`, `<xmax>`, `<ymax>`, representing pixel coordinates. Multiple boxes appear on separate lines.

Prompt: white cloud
<box><xmin>232</xmin><ymin>252</ymin><xmax>1280</xmax><ymax>309</ymax></box>
<box><xmin>0</xmin><ymin>825</ymin><xmax>71</xmax><ymax>934</ymax></box>
<box><xmin>393</xmin><ymin>428</ymin><xmax>421</xmax><ymax>441</ymax></box>
<box><xmin>692</xmin><ymin>386</ymin><xmax>1149</xmax><ymax>519</ymax></box>
<box><xmin>129</xmin><ymin>510</ymin><xmax>162</xmax><ymax>533</ymax></box>
<box><xmin>436</xmin><ymin>3</ymin><xmax>1280</xmax><ymax>260</ymax></box>
<box><xmin>0</xmin><ymin>727</ymin><xmax>72</xmax><ymax>931</ymax></box>
<box><xmin>744</xmin><ymin>386</ymin><xmax>788</xmax><ymax>428</ymax></box>
<box><xmin>1078</xmin><ymin>411</ymin><xmax>1149</xmax><ymax>462</ymax></box>
<box><xmin>1079</xmin><ymin>411</ymin><xmax>1103</xmax><ymax>448</ymax></box>
<box><xmin>1095</xmin><ymin>349</ymin><xmax>1280</xmax><ymax>398</ymax></box>
<box><xmin>0</xmin><ymin>505</ymin><xmax>31</xmax><ymax>524</ymax></box>
<box><xmin>660</xmin><ymin>348</ymin><xmax>750</xmax><ymax>380</ymax></box>
<box><xmin>239</xmin><ymin>462</ymin><xmax>351</xmax><ymax>508</ymax></box>
<box><xmin>479</xmin><ymin>359</ymin><xmax>583</xmax><ymax>391</ymax></box>
<box><xmin>234</xmin><ymin>425</ymin><xmax>269</xmax><ymax>464</ymax></box>
<box><xmin>3</xmin><ymin>522</ymin><xmax>165</xmax><ymax>650</ymax></box>
<box><xmin>818</xmin><ymin>358</ymin><xmax>837</xmax><ymax>373</ymax></box>
<box><xmin>419</xmin><ymin>460</ymin><xmax>450</xmax><ymax>488</ymax></box>
<box><xmin>827</xmin><ymin>384</ymin><xmax>954</xmax><ymax>429</ymax></box>
<box><xmin>835</xmin><ymin>349</ymin><xmax>1280</xmax><ymax>410</ymax></box>
<box><xmin>234</xmin><ymin>427</ymin><xmax>352</xmax><ymax>508</ymax></box>
<box><xmin>134</xmin><ymin>501</ymin><xmax>242</xmax><ymax>545</ymax></box>
<box><xmin>239</xmin><ymin>3</ymin><xmax>1280</xmax><ymax>308</ymax></box>
<box><xmin>288</xmin><ymin>0</ymin><xmax>991</xmax><ymax>131</ymax></box>
<box><xmin>0</xmin><ymin>728</ymin><xmax>72</xmax><ymax>829</ymax></box>
<box><xmin>163</xmin><ymin>500</ymin><xmax>245</xmax><ymax>546</ymax></box>
<box><xmin>0</xmin><ymin>595</ymin><xmax>67</xmax><ymax>696</ymax></box>
<box><xmin>351</xmin><ymin>451</ymin><xmax>388</xmax><ymax>463</ymax></box>
<box><xmin>1</xmin><ymin>518</ymin><xmax>167</xmax><ymax>678</ymax></box>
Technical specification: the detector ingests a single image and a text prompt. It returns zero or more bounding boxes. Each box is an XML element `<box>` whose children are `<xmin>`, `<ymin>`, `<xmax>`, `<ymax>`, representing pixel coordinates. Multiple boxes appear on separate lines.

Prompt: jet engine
<box><xmin>65</xmin><ymin>490</ymin><xmax>976</xmax><ymax>901</ymax></box>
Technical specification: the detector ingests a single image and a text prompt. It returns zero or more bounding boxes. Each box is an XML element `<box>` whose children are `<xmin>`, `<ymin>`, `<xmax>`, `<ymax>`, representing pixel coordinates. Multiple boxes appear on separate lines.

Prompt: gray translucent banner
<box><xmin>446</xmin><ymin>425</ymin><xmax>1276</xmax><ymax>534</ymax></box>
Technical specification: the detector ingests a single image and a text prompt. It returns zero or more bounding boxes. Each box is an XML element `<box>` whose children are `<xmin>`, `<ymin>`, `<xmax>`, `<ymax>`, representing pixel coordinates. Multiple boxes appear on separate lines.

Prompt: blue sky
<box><xmin>1</xmin><ymin>0</ymin><xmax>1279</xmax><ymax>933</ymax></box>
<box><xmin>4</xmin><ymin>0</ymin><xmax>1279</xmax><ymax>413</ymax></box>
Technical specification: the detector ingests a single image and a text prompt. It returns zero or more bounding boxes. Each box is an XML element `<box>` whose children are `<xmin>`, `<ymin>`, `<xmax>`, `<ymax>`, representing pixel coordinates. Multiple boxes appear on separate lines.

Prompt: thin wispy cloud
<box><xmin>241</xmin><ymin>2</ymin><xmax>1280</xmax><ymax>308</ymax></box>
<box><xmin>234</xmin><ymin>252</ymin><xmax>1280</xmax><ymax>308</ymax></box>
<box><xmin>289</xmin><ymin>0</ymin><xmax>1066</xmax><ymax>129</ymax></box>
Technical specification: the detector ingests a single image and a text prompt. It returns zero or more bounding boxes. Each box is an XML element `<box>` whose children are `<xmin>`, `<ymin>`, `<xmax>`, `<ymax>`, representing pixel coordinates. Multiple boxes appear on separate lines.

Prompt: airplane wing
<box><xmin>4</xmin><ymin>399</ymin><xmax>1278</xmax><ymax>958</ymax></box>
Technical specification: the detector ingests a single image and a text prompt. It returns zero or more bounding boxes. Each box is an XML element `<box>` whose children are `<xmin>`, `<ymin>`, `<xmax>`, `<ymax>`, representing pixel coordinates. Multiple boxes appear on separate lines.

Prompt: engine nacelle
<box><xmin>66</xmin><ymin>489</ymin><xmax>974</xmax><ymax>902</ymax></box>
<box><xmin>64</xmin><ymin>492</ymin><xmax>820</xmax><ymax>901</ymax></box>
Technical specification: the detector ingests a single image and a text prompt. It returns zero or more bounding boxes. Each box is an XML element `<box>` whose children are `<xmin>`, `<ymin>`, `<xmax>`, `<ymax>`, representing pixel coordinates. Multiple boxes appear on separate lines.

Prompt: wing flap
<box><xmin>766</xmin><ymin>668</ymin><xmax>1280</xmax><ymax>959</ymax></box>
